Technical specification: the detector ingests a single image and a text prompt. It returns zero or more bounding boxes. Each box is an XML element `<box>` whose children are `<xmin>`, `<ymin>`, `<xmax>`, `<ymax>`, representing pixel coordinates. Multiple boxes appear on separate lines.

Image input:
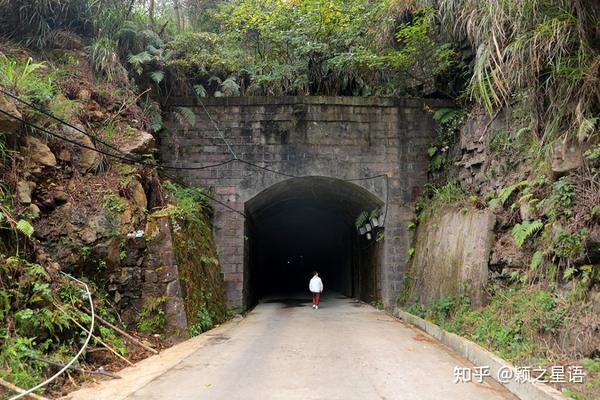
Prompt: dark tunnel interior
<box><xmin>244</xmin><ymin>177</ymin><xmax>384</xmax><ymax>305</ymax></box>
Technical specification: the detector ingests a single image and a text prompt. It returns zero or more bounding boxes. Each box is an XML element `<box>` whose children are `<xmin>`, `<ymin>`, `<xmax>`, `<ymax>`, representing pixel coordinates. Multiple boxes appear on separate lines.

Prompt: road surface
<box><xmin>126</xmin><ymin>294</ymin><xmax>515</xmax><ymax>400</ymax></box>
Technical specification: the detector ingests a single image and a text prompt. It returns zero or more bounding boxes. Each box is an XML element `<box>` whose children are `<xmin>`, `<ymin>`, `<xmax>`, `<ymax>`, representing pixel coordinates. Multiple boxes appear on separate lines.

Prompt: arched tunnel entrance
<box><xmin>244</xmin><ymin>177</ymin><xmax>384</xmax><ymax>305</ymax></box>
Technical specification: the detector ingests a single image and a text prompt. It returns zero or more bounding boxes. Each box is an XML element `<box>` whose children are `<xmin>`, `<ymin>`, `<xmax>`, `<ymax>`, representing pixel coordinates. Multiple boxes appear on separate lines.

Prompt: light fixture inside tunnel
<box><xmin>355</xmin><ymin>208</ymin><xmax>384</xmax><ymax>240</ymax></box>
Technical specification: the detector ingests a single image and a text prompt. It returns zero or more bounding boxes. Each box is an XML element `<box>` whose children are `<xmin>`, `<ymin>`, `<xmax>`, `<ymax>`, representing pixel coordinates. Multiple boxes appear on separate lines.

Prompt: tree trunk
<box><xmin>148</xmin><ymin>0</ymin><xmax>155</xmax><ymax>26</ymax></box>
<box><xmin>174</xmin><ymin>0</ymin><xmax>183</xmax><ymax>32</ymax></box>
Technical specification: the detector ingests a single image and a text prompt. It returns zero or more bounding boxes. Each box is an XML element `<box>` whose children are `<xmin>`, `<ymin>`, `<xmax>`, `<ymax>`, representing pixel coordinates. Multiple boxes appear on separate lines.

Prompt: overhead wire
<box><xmin>0</xmin><ymin>108</ymin><xmax>235</xmax><ymax>171</ymax></box>
<box><xmin>0</xmin><ymin>91</ymin><xmax>388</xmax><ymax>395</ymax></box>
<box><xmin>0</xmin><ymin>89</ymin><xmax>390</xmax><ymax>218</ymax></box>
<box><xmin>196</xmin><ymin>97</ymin><xmax>239</xmax><ymax>160</ymax></box>
<box><xmin>0</xmin><ymin>88</ymin><xmax>132</xmax><ymax>159</ymax></box>
<box><xmin>1</xmin><ymin>89</ymin><xmax>387</xmax><ymax>180</ymax></box>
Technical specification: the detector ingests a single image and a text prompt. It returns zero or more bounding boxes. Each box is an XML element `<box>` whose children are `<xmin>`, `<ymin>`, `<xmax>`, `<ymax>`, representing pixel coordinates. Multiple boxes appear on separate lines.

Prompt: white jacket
<box><xmin>309</xmin><ymin>276</ymin><xmax>323</xmax><ymax>293</ymax></box>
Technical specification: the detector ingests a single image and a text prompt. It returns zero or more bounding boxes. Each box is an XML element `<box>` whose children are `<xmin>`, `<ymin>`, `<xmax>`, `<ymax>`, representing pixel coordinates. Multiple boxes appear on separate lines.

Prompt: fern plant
<box><xmin>355</xmin><ymin>211</ymin><xmax>369</xmax><ymax>229</ymax></box>
<box><xmin>220</xmin><ymin>77</ymin><xmax>240</xmax><ymax>96</ymax></box>
<box><xmin>172</xmin><ymin>107</ymin><xmax>196</xmax><ymax>130</ymax></box>
<box><xmin>512</xmin><ymin>220</ymin><xmax>543</xmax><ymax>247</ymax></box>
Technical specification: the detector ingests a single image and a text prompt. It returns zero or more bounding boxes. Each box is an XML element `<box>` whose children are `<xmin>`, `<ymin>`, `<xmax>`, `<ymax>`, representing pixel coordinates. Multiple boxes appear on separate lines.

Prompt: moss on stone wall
<box><xmin>172</xmin><ymin>212</ymin><xmax>227</xmax><ymax>335</ymax></box>
<box><xmin>164</xmin><ymin>183</ymin><xmax>227</xmax><ymax>336</ymax></box>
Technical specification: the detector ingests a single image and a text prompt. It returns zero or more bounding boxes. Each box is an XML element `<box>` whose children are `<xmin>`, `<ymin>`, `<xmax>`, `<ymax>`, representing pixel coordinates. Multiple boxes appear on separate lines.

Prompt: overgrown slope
<box><xmin>0</xmin><ymin>42</ymin><xmax>227</xmax><ymax>400</ymax></box>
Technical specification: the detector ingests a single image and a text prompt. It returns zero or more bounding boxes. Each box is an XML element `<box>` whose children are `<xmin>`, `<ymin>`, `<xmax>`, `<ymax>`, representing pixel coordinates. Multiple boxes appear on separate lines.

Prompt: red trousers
<box><xmin>311</xmin><ymin>292</ymin><xmax>321</xmax><ymax>305</ymax></box>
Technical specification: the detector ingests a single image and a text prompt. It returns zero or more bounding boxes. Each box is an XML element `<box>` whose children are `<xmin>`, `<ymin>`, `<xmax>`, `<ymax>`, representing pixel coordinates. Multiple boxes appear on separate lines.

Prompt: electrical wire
<box><xmin>0</xmin><ymin>88</ymin><xmax>132</xmax><ymax>160</ymax></box>
<box><xmin>161</xmin><ymin>171</ymin><xmax>247</xmax><ymax>218</ymax></box>
<box><xmin>9</xmin><ymin>272</ymin><xmax>95</xmax><ymax>400</ymax></box>
<box><xmin>0</xmin><ymin>94</ymin><xmax>389</xmax><ymax>218</ymax></box>
<box><xmin>0</xmin><ymin>108</ymin><xmax>235</xmax><ymax>171</ymax></box>
<box><xmin>0</xmin><ymin>89</ymin><xmax>387</xmax><ymax>180</ymax></box>
<box><xmin>196</xmin><ymin>97</ymin><xmax>239</xmax><ymax>160</ymax></box>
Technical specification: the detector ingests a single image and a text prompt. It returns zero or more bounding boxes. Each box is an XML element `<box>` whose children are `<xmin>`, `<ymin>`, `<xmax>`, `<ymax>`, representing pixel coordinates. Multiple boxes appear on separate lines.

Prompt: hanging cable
<box><xmin>196</xmin><ymin>97</ymin><xmax>239</xmax><ymax>160</ymax></box>
<box><xmin>0</xmin><ymin>108</ymin><xmax>236</xmax><ymax>171</ymax></box>
<box><xmin>161</xmin><ymin>171</ymin><xmax>247</xmax><ymax>218</ymax></box>
<box><xmin>0</xmin><ymin>88</ymin><xmax>135</xmax><ymax>160</ymax></box>
<box><xmin>0</xmin><ymin>100</ymin><xmax>390</xmax><ymax>219</ymax></box>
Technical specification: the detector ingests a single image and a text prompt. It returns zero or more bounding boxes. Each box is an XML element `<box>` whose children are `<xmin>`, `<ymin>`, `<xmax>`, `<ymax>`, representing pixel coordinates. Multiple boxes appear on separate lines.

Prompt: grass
<box><xmin>403</xmin><ymin>283</ymin><xmax>600</xmax><ymax>399</ymax></box>
<box><xmin>416</xmin><ymin>180</ymin><xmax>468</xmax><ymax>221</ymax></box>
<box><xmin>438</xmin><ymin>0</ymin><xmax>600</xmax><ymax>143</ymax></box>
<box><xmin>405</xmin><ymin>287</ymin><xmax>567</xmax><ymax>365</ymax></box>
<box><xmin>0</xmin><ymin>54</ymin><xmax>55</xmax><ymax>103</ymax></box>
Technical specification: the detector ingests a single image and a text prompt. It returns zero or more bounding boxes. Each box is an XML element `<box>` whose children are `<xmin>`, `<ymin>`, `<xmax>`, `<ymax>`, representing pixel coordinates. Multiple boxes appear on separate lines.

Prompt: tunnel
<box><xmin>244</xmin><ymin>176</ymin><xmax>384</xmax><ymax>306</ymax></box>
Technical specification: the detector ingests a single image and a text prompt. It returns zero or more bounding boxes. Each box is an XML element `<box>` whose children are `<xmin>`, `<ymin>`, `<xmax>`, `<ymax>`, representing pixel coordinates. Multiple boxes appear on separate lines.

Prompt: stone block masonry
<box><xmin>163</xmin><ymin>96</ymin><xmax>451</xmax><ymax>309</ymax></box>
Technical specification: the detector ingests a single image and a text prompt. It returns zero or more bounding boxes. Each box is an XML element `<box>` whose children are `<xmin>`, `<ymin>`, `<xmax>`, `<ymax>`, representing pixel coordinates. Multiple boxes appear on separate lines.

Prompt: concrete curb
<box><xmin>392</xmin><ymin>308</ymin><xmax>568</xmax><ymax>400</ymax></box>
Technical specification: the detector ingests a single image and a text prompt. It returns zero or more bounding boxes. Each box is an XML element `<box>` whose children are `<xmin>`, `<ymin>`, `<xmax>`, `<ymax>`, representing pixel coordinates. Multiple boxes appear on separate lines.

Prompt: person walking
<box><xmin>309</xmin><ymin>271</ymin><xmax>323</xmax><ymax>309</ymax></box>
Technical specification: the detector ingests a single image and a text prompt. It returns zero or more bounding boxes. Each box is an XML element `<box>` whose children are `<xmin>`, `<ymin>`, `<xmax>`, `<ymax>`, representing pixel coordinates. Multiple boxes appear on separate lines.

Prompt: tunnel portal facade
<box><xmin>163</xmin><ymin>96</ymin><xmax>446</xmax><ymax>309</ymax></box>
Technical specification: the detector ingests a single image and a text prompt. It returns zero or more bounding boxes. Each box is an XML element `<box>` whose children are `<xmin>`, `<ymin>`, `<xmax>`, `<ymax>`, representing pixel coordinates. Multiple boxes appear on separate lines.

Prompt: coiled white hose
<box><xmin>9</xmin><ymin>272</ymin><xmax>95</xmax><ymax>400</ymax></box>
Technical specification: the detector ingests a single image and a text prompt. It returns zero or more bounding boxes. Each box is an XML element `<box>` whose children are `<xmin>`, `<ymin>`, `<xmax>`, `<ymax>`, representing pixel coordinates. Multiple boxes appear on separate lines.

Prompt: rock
<box><xmin>489</xmin><ymin>231</ymin><xmax>529</xmax><ymax>270</ymax></box>
<box><xmin>61</xmin><ymin>124</ymin><xmax>100</xmax><ymax>171</ymax></box>
<box><xmin>120</xmin><ymin>203</ymin><xmax>132</xmax><ymax>227</ymax></box>
<box><xmin>518</xmin><ymin>202</ymin><xmax>534</xmax><ymax>221</ymax></box>
<box><xmin>144</xmin><ymin>269</ymin><xmax>158</xmax><ymax>283</ymax></box>
<box><xmin>17</xmin><ymin>180</ymin><xmax>36</xmax><ymax>204</ymax></box>
<box><xmin>77</xmin><ymin>89</ymin><xmax>91</xmax><ymax>101</ymax></box>
<box><xmin>0</xmin><ymin>93</ymin><xmax>22</xmax><ymax>133</ymax></box>
<box><xmin>27</xmin><ymin>203</ymin><xmax>41</xmax><ymax>219</ymax></box>
<box><xmin>592</xmin><ymin>290</ymin><xmax>600</xmax><ymax>314</ymax></box>
<box><xmin>25</xmin><ymin>136</ymin><xmax>56</xmax><ymax>167</ymax></box>
<box><xmin>95</xmin><ymin>237</ymin><xmax>122</xmax><ymax>267</ymax></box>
<box><xmin>54</xmin><ymin>190</ymin><xmax>68</xmax><ymax>204</ymax></box>
<box><xmin>584</xmin><ymin>227</ymin><xmax>600</xmax><ymax>264</ymax></box>
<box><xmin>114</xmin><ymin>291</ymin><xmax>122</xmax><ymax>304</ymax></box>
<box><xmin>57</xmin><ymin>149</ymin><xmax>71</xmax><ymax>161</ymax></box>
<box><xmin>40</xmin><ymin>198</ymin><xmax>56</xmax><ymax>211</ymax></box>
<box><xmin>130</xmin><ymin>179</ymin><xmax>148</xmax><ymax>210</ymax></box>
<box><xmin>552</xmin><ymin>142</ymin><xmax>582</xmax><ymax>177</ymax></box>
<box><xmin>121</xmin><ymin>131</ymin><xmax>155</xmax><ymax>155</ymax></box>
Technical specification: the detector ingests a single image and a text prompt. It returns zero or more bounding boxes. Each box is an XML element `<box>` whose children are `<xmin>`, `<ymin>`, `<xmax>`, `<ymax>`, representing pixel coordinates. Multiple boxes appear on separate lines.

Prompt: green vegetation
<box><xmin>512</xmin><ymin>220</ymin><xmax>544</xmax><ymax>247</ymax></box>
<box><xmin>440</xmin><ymin>0</ymin><xmax>600</xmax><ymax>142</ymax></box>
<box><xmin>161</xmin><ymin>182</ymin><xmax>228</xmax><ymax>335</ymax></box>
<box><xmin>0</xmin><ymin>0</ymin><xmax>598</xmax><ymax>398</ymax></box>
<box><xmin>406</xmin><ymin>288</ymin><xmax>567</xmax><ymax>364</ymax></box>
<box><xmin>416</xmin><ymin>180</ymin><xmax>467</xmax><ymax>220</ymax></box>
<box><xmin>138</xmin><ymin>296</ymin><xmax>167</xmax><ymax>334</ymax></box>
<box><xmin>0</xmin><ymin>55</ymin><xmax>55</xmax><ymax>103</ymax></box>
<box><xmin>403</xmin><ymin>284</ymin><xmax>600</xmax><ymax>399</ymax></box>
<box><xmin>0</xmin><ymin>0</ymin><xmax>465</xmax><ymax>100</ymax></box>
<box><xmin>1</xmin><ymin>255</ymin><xmax>130</xmax><ymax>394</ymax></box>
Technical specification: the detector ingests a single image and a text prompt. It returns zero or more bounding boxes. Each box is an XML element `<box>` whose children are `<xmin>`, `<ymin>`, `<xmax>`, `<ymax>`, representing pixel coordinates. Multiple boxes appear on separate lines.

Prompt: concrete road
<box><xmin>126</xmin><ymin>293</ymin><xmax>515</xmax><ymax>400</ymax></box>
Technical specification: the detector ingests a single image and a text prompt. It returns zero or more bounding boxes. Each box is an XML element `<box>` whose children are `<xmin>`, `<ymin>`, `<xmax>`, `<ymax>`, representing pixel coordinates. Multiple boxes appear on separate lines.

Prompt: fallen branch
<box><xmin>80</xmin><ymin>305</ymin><xmax>158</xmax><ymax>355</ymax></box>
<box><xmin>26</xmin><ymin>356</ymin><xmax>121</xmax><ymax>379</ymax></box>
<box><xmin>53</xmin><ymin>302</ymin><xmax>134</xmax><ymax>366</ymax></box>
<box><xmin>0</xmin><ymin>378</ymin><xmax>49</xmax><ymax>400</ymax></box>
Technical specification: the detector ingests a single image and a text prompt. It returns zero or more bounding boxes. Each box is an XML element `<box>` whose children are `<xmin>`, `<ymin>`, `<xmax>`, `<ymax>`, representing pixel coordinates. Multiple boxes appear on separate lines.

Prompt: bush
<box><xmin>0</xmin><ymin>55</ymin><xmax>55</xmax><ymax>103</ymax></box>
<box><xmin>552</xmin><ymin>230</ymin><xmax>586</xmax><ymax>260</ymax></box>
<box><xmin>138</xmin><ymin>296</ymin><xmax>166</xmax><ymax>334</ymax></box>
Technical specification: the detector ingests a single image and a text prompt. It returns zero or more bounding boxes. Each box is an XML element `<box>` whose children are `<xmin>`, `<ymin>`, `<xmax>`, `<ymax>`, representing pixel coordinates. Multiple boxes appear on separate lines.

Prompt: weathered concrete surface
<box><xmin>164</xmin><ymin>96</ymin><xmax>451</xmax><ymax>309</ymax></box>
<box><xmin>74</xmin><ymin>294</ymin><xmax>515</xmax><ymax>400</ymax></box>
<box><xmin>408</xmin><ymin>208</ymin><xmax>495</xmax><ymax>306</ymax></box>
